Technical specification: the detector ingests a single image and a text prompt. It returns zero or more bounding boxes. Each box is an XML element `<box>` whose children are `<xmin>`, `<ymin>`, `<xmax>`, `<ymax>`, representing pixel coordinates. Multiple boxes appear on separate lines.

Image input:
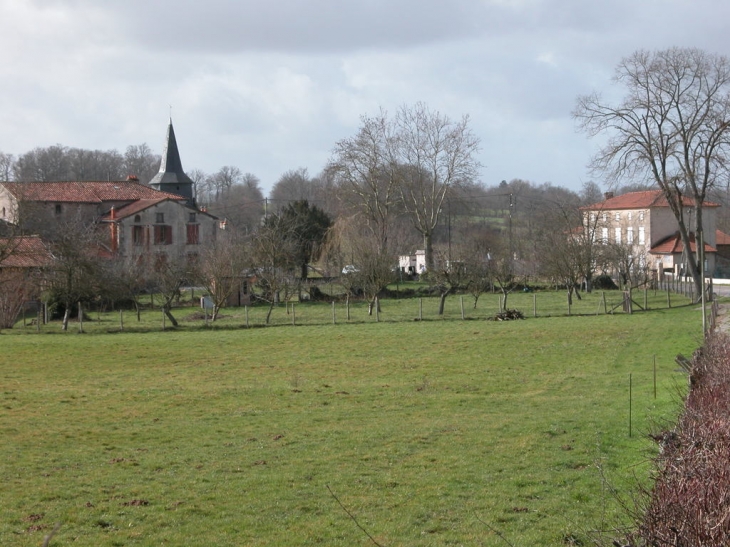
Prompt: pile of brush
<box><xmin>489</xmin><ymin>309</ymin><xmax>524</xmax><ymax>321</ymax></box>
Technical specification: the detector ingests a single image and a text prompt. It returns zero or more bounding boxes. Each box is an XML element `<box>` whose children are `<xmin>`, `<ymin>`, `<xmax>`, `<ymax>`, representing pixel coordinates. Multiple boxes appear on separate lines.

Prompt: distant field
<box><xmin>0</xmin><ymin>298</ymin><xmax>702</xmax><ymax>546</ymax></box>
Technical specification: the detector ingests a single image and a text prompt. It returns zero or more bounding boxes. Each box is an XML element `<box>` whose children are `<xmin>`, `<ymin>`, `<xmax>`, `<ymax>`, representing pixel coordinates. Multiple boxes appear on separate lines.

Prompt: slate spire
<box><xmin>149</xmin><ymin>118</ymin><xmax>195</xmax><ymax>205</ymax></box>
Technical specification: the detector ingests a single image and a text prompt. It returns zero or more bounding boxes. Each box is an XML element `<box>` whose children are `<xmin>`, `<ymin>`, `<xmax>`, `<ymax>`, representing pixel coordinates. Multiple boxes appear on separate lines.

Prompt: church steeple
<box><xmin>149</xmin><ymin>118</ymin><xmax>195</xmax><ymax>205</ymax></box>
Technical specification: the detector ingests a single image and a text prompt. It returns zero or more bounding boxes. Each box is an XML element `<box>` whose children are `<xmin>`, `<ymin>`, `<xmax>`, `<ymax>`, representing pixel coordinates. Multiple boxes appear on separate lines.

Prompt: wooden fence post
<box><xmin>533</xmin><ymin>293</ymin><xmax>537</xmax><ymax>318</ymax></box>
<box><xmin>419</xmin><ymin>298</ymin><xmax>422</xmax><ymax>321</ymax></box>
<box><xmin>332</xmin><ymin>301</ymin><xmax>336</xmax><ymax>324</ymax></box>
<box><xmin>78</xmin><ymin>302</ymin><xmax>83</xmax><ymax>333</ymax></box>
<box><xmin>460</xmin><ymin>296</ymin><xmax>465</xmax><ymax>320</ymax></box>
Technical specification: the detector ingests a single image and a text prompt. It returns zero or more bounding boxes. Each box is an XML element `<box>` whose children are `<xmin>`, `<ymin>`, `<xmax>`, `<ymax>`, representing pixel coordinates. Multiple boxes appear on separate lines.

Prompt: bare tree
<box><xmin>197</xmin><ymin>235</ymin><xmax>248</xmax><ymax>321</ymax></box>
<box><xmin>104</xmin><ymin>254</ymin><xmax>150</xmax><ymax>321</ymax></box>
<box><xmin>248</xmin><ymin>217</ymin><xmax>300</xmax><ymax>324</ymax></box>
<box><xmin>575</xmin><ymin>47</ymin><xmax>730</xmax><ymax>296</ymax></box>
<box><xmin>45</xmin><ymin>214</ymin><xmax>106</xmax><ymax>330</ymax></box>
<box><xmin>14</xmin><ymin>145</ymin><xmax>72</xmax><ymax>181</ymax></box>
<box><xmin>0</xmin><ymin>152</ymin><xmax>14</xmax><ymax>181</ymax></box>
<box><xmin>188</xmin><ymin>168</ymin><xmax>209</xmax><ymax>204</ymax></box>
<box><xmin>123</xmin><ymin>144</ymin><xmax>160</xmax><ymax>183</ymax></box>
<box><xmin>322</xmin><ymin>216</ymin><xmax>396</xmax><ymax>315</ymax></box>
<box><xmin>212</xmin><ymin>173</ymin><xmax>265</xmax><ymax>233</ymax></box>
<box><xmin>270</xmin><ymin>168</ymin><xmax>317</xmax><ymax>209</ymax></box>
<box><xmin>329</xmin><ymin>111</ymin><xmax>401</xmax><ymax>253</ymax></box>
<box><xmin>148</xmin><ymin>253</ymin><xmax>198</xmax><ymax>327</ymax></box>
<box><xmin>207</xmin><ymin>166</ymin><xmax>243</xmax><ymax>201</ymax></box>
<box><xmin>395</xmin><ymin>102</ymin><xmax>481</xmax><ymax>272</ymax></box>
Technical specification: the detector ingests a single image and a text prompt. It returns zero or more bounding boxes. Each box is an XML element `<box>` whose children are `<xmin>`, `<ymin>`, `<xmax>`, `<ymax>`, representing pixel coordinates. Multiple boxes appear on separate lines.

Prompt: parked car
<box><xmin>342</xmin><ymin>265</ymin><xmax>359</xmax><ymax>274</ymax></box>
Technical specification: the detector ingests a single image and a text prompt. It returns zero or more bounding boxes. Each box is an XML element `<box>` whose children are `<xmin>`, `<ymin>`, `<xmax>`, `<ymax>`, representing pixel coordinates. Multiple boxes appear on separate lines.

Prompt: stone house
<box><xmin>581</xmin><ymin>190</ymin><xmax>719</xmax><ymax>277</ymax></box>
<box><xmin>0</xmin><ymin>120</ymin><xmax>218</xmax><ymax>263</ymax></box>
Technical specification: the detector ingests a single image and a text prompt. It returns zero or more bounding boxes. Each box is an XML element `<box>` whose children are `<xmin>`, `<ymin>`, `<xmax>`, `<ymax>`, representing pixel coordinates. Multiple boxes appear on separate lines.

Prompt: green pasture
<box><xmin>16</xmin><ymin>287</ymin><xmax>698</xmax><ymax>333</ymax></box>
<box><xmin>0</xmin><ymin>296</ymin><xmax>703</xmax><ymax>546</ymax></box>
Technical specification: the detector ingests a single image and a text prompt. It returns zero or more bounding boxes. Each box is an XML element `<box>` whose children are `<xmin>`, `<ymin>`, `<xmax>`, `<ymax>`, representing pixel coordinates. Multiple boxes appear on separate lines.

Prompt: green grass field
<box><xmin>0</xmin><ymin>295</ymin><xmax>704</xmax><ymax>546</ymax></box>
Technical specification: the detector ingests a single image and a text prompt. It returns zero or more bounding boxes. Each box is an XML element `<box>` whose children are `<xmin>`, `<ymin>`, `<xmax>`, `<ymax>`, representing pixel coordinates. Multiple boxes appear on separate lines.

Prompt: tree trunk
<box><xmin>438</xmin><ymin>289</ymin><xmax>450</xmax><ymax>315</ymax></box>
<box><xmin>265</xmin><ymin>301</ymin><xmax>275</xmax><ymax>324</ymax></box>
<box><xmin>163</xmin><ymin>306</ymin><xmax>178</xmax><ymax>327</ymax></box>
<box><xmin>424</xmin><ymin>231</ymin><xmax>434</xmax><ymax>273</ymax></box>
<box><xmin>62</xmin><ymin>307</ymin><xmax>70</xmax><ymax>331</ymax></box>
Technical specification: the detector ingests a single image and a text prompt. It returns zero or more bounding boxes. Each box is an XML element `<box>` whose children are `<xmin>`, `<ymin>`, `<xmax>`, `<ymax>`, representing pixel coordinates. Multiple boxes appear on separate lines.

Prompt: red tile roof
<box><xmin>0</xmin><ymin>181</ymin><xmax>185</xmax><ymax>203</ymax></box>
<box><xmin>0</xmin><ymin>236</ymin><xmax>53</xmax><ymax>268</ymax></box>
<box><xmin>650</xmin><ymin>232</ymin><xmax>716</xmax><ymax>255</ymax></box>
<box><xmin>101</xmin><ymin>198</ymin><xmax>169</xmax><ymax>221</ymax></box>
<box><xmin>582</xmin><ymin>190</ymin><xmax>719</xmax><ymax>210</ymax></box>
<box><xmin>716</xmin><ymin>230</ymin><xmax>730</xmax><ymax>246</ymax></box>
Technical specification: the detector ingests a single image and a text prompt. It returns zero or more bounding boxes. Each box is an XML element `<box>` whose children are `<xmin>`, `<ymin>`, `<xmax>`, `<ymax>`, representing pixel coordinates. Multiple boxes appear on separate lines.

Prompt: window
<box><xmin>55</xmin><ymin>204</ymin><xmax>62</xmax><ymax>215</ymax></box>
<box><xmin>188</xmin><ymin>212</ymin><xmax>196</xmax><ymax>223</ymax></box>
<box><xmin>639</xmin><ymin>211</ymin><xmax>644</xmax><ymax>222</ymax></box>
<box><xmin>601</xmin><ymin>227</ymin><xmax>608</xmax><ymax>245</ymax></box>
<box><xmin>186</xmin><ymin>223</ymin><xmax>199</xmax><ymax>245</ymax></box>
<box><xmin>627</xmin><ymin>212</ymin><xmax>633</xmax><ymax>221</ymax></box>
<box><xmin>638</xmin><ymin>226</ymin><xmax>645</xmax><ymax>245</ymax></box>
<box><xmin>627</xmin><ymin>227</ymin><xmax>634</xmax><ymax>244</ymax></box>
<box><xmin>615</xmin><ymin>212</ymin><xmax>620</xmax><ymax>222</ymax></box>
<box><xmin>134</xmin><ymin>215</ymin><xmax>141</xmax><ymax>223</ymax></box>
<box><xmin>154</xmin><ymin>225</ymin><xmax>172</xmax><ymax>245</ymax></box>
<box><xmin>602</xmin><ymin>213</ymin><xmax>607</xmax><ymax>223</ymax></box>
<box><xmin>156</xmin><ymin>212</ymin><xmax>164</xmax><ymax>224</ymax></box>
<box><xmin>615</xmin><ymin>227</ymin><xmax>621</xmax><ymax>245</ymax></box>
<box><xmin>590</xmin><ymin>212</ymin><xmax>596</xmax><ymax>224</ymax></box>
<box><xmin>132</xmin><ymin>225</ymin><xmax>145</xmax><ymax>246</ymax></box>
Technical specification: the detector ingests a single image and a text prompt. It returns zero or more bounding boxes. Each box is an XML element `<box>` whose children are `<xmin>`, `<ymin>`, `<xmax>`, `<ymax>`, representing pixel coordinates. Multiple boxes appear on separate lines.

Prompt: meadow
<box><xmin>0</xmin><ymin>292</ymin><xmax>703</xmax><ymax>546</ymax></box>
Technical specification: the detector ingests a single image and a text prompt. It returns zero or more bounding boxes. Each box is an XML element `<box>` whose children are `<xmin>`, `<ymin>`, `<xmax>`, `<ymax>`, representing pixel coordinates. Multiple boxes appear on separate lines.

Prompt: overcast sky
<box><xmin>1</xmin><ymin>0</ymin><xmax>729</xmax><ymax>194</ymax></box>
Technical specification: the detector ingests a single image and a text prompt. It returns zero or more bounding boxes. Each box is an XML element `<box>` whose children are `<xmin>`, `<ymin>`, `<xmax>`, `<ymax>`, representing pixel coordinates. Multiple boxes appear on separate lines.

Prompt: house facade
<box><xmin>0</xmin><ymin>119</ymin><xmax>218</xmax><ymax>263</ymax></box>
<box><xmin>101</xmin><ymin>197</ymin><xmax>218</xmax><ymax>260</ymax></box>
<box><xmin>582</xmin><ymin>191</ymin><xmax>719</xmax><ymax>277</ymax></box>
<box><xmin>399</xmin><ymin>250</ymin><xmax>426</xmax><ymax>275</ymax></box>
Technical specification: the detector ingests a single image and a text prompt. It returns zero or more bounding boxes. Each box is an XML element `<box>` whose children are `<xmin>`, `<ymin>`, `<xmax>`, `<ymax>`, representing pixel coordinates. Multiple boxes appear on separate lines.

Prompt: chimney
<box><xmin>604</xmin><ymin>191</ymin><xmax>614</xmax><ymax>201</ymax></box>
<box><xmin>110</xmin><ymin>206</ymin><xmax>116</xmax><ymax>220</ymax></box>
<box><xmin>126</xmin><ymin>175</ymin><xmax>139</xmax><ymax>182</ymax></box>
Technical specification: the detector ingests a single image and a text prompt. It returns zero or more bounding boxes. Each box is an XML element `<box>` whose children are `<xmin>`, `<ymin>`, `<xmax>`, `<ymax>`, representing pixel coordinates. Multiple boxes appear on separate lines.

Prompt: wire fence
<box><xmin>13</xmin><ymin>285</ymin><xmax>700</xmax><ymax>334</ymax></box>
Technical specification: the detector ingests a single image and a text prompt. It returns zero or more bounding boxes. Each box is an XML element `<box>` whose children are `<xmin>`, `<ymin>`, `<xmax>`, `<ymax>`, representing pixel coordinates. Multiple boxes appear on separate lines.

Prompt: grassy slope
<box><xmin>0</xmin><ymin>304</ymin><xmax>701</xmax><ymax>546</ymax></box>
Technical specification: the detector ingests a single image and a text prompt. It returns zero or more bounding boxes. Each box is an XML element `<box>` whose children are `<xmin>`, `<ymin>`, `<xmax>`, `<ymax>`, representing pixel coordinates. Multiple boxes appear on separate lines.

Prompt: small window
<box><xmin>639</xmin><ymin>211</ymin><xmax>644</xmax><ymax>222</ymax></box>
<box><xmin>602</xmin><ymin>213</ymin><xmax>607</xmax><ymax>223</ymax></box>
<box><xmin>186</xmin><ymin>224</ymin><xmax>199</xmax><ymax>245</ymax></box>
<box><xmin>55</xmin><ymin>204</ymin><xmax>62</xmax><ymax>215</ymax></box>
<box><xmin>188</xmin><ymin>212</ymin><xmax>196</xmax><ymax>223</ymax></box>
<box><xmin>156</xmin><ymin>212</ymin><xmax>164</xmax><ymax>224</ymax></box>
<box><xmin>134</xmin><ymin>215</ymin><xmax>141</xmax><ymax>223</ymax></box>
<box><xmin>627</xmin><ymin>212</ymin><xmax>632</xmax><ymax>221</ymax></box>
<box><xmin>154</xmin><ymin>225</ymin><xmax>172</xmax><ymax>245</ymax></box>
<box><xmin>615</xmin><ymin>212</ymin><xmax>620</xmax><ymax>222</ymax></box>
<box><xmin>132</xmin><ymin>225</ymin><xmax>145</xmax><ymax>246</ymax></box>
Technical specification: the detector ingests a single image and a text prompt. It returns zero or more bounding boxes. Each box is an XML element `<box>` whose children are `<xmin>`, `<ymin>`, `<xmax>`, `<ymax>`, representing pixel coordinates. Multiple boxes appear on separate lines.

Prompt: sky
<box><xmin>1</xmin><ymin>0</ymin><xmax>730</xmax><ymax>195</ymax></box>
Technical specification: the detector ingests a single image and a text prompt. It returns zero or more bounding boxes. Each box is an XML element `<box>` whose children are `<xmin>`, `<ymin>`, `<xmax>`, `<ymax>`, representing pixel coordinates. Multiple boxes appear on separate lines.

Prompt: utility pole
<box><xmin>508</xmin><ymin>192</ymin><xmax>514</xmax><ymax>273</ymax></box>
